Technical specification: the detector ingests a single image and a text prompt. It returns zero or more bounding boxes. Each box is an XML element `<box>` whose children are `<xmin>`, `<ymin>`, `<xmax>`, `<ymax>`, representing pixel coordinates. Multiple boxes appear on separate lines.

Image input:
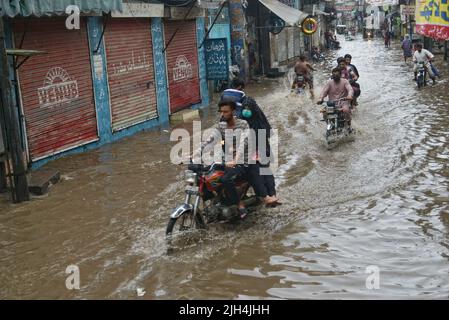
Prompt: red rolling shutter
<box><xmin>104</xmin><ymin>19</ymin><xmax>158</xmax><ymax>131</ymax></box>
<box><xmin>14</xmin><ymin>18</ymin><xmax>98</xmax><ymax>161</ymax></box>
<box><xmin>164</xmin><ymin>20</ymin><xmax>201</xmax><ymax>113</ymax></box>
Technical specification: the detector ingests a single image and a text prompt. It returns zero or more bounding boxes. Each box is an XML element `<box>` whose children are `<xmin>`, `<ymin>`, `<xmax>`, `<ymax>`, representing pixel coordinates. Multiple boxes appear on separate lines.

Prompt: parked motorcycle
<box><xmin>416</xmin><ymin>62</ymin><xmax>427</xmax><ymax>89</ymax></box>
<box><xmin>166</xmin><ymin>161</ymin><xmax>260</xmax><ymax>238</ymax></box>
<box><xmin>319</xmin><ymin>99</ymin><xmax>354</xmax><ymax>149</ymax></box>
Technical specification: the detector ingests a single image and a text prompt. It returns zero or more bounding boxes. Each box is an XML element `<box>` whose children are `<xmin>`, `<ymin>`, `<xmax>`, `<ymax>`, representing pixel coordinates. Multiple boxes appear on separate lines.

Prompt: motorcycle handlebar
<box><xmin>317</xmin><ymin>97</ymin><xmax>349</xmax><ymax>105</ymax></box>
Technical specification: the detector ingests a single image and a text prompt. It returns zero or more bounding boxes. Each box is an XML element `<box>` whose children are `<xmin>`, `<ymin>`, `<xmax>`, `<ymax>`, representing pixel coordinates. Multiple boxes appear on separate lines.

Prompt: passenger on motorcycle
<box><xmin>344</xmin><ymin>54</ymin><xmax>359</xmax><ymax>78</ymax></box>
<box><xmin>413</xmin><ymin>43</ymin><xmax>436</xmax><ymax>84</ymax></box>
<box><xmin>317</xmin><ymin>68</ymin><xmax>354</xmax><ymax>130</ymax></box>
<box><xmin>194</xmin><ymin>100</ymin><xmax>251</xmax><ymax>218</ymax></box>
<box><xmin>293</xmin><ymin>55</ymin><xmax>315</xmax><ymax>97</ymax></box>
<box><xmin>337</xmin><ymin>57</ymin><xmax>358</xmax><ymax>82</ymax></box>
<box><xmin>338</xmin><ymin>57</ymin><xmax>360</xmax><ymax>106</ymax></box>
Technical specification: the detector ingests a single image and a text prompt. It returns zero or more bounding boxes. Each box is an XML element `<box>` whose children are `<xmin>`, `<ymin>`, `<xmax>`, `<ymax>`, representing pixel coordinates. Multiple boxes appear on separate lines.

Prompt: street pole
<box><xmin>409</xmin><ymin>15</ymin><xmax>412</xmax><ymax>40</ymax></box>
<box><xmin>408</xmin><ymin>0</ymin><xmax>413</xmax><ymax>41</ymax></box>
<box><xmin>445</xmin><ymin>40</ymin><xmax>448</xmax><ymax>62</ymax></box>
<box><xmin>0</xmin><ymin>18</ymin><xmax>30</xmax><ymax>203</ymax></box>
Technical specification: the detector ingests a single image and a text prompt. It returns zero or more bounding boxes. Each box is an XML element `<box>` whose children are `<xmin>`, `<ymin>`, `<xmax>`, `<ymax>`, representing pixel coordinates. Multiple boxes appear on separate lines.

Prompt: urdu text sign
<box><xmin>205</xmin><ymin>38</ymin><xmax>229</xmax><ymax>80</ymax></box>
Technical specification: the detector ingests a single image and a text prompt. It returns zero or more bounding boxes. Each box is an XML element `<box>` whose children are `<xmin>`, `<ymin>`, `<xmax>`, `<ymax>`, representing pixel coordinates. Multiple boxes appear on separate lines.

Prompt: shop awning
<box><xmin>258</xmin><ymin>0</ymin><xmax>308</xmax><ymax>26</ymax></box>
<box><xmin>314</xmin><ymin>9</ymin><xmax>330</xmax><ymax>16</ymax></box>
<box><xmin>0</xmin><ymin>0</ymin><xmax>123</xmax><ymax>17</ymax></box>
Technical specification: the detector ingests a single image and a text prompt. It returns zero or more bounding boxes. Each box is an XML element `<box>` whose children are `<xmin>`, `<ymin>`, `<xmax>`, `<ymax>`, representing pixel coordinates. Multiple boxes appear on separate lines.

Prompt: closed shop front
<box><xmin>164</xmin><ymin>20</ymin><xmax>201</xmax><ymax>113</ymax></box>
<box><xmin>294</xmin><ymin>28</ymin><xmax>302</xmax><ymax>57</ymax></box>
<box><xmin>104</xmin><ymin>18</ymin><xmax>158</xmax><ymax>131</ymax></box>
<box><xmin>13</xmin><ymin>18</ymin><xmax>98</xmax><ymax>161</ymax></box>
<box><xmin>276</xmin><ymin>29</ymin><xmax>288</xmax><ymax>62</ymax></box>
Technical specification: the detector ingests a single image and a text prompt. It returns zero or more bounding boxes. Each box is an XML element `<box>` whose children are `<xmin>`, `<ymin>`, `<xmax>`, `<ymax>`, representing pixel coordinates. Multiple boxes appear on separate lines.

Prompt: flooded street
<box><xmin>1</xmin><ymin>36</ymin><xmax>448</xmax><ymax>299</ymax></box>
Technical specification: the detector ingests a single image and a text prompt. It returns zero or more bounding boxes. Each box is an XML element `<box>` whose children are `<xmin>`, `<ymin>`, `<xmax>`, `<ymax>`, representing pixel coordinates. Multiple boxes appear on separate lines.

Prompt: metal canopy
<box><xmin>5</xmin><ymin>49</ymin><xmax>46</xmax><ymax>56</ymax></box>
<box><xmin>0</xmin><ymin>0</ymin><xmax>123</xmax><ymax>17</ymax></box>
<box><xmin>258</xmin><ymin>0</ymin><xmax>308</xmax><ymax>27</ymax></box>
<box><xmin>5</xmin><ymin>49</ymin><xmax>46</xmax><ymax>70</ymax></box>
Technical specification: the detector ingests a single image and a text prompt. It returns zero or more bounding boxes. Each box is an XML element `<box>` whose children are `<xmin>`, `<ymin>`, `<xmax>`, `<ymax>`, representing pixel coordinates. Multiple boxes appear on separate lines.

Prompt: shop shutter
<box><xmin>14</xmin><ymin>18</ymin><xmax>98</xmax><ymax>161</ymax></box>
<box><xmin>104</xmin><ymin>18</ymin><xmax>158</xmax><ymax>131</ymax></box>
<box><xmin>164</xmin><ymin>20</ymin><xmax>201</xmax><ymax>113</ymax></box>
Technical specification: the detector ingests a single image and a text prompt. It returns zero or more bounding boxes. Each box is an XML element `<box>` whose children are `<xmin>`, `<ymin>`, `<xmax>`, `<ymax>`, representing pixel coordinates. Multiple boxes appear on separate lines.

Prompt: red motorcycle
<box><xmin>166</xmin><ymin>161</ymin><xmax>259</xmax><ymax>238</ymax></box>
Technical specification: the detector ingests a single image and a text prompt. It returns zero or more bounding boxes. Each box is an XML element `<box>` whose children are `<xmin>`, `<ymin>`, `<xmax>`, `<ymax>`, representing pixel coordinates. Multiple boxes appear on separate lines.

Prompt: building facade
<box><xmin>1</xmin><ymin>0</ymin><xmax>209</xmax><ymax>168</ymax></box>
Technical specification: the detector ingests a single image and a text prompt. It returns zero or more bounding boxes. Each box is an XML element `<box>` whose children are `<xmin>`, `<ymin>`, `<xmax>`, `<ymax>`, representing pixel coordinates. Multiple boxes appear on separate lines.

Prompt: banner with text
<box><xmin>415</xmin><ymin>0</ymin><xmax>449</xmax><ymax>40</ymax></box>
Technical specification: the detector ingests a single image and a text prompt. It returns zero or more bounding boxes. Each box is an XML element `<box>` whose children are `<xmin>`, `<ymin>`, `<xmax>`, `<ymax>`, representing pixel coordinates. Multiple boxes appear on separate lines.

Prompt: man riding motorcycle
<box><xmin>317</xmin><ymin>68</ymin><xmax>354</xmax><ymax>131</ymax></box>
<box><xmin>413</xmin><ymin>43</ymin><xmax>436</xmax><ymax>84</ymax></box>
<box><xmin>293</xmin><ymin>54</ymin><xmax>315</xmax><ymax>97</ymax></box>
<box><xmin>193</xmin><ymin>100</ymin><xmax>251</xmax><ymax>218</ymax></box>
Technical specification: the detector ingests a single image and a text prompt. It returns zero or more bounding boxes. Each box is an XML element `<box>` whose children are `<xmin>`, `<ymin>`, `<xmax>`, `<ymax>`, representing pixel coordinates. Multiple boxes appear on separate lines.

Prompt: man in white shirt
<box><xmin>413</xmin><ymin>43</ymin><xmax>436</xmax><ymax>83</ymax></box>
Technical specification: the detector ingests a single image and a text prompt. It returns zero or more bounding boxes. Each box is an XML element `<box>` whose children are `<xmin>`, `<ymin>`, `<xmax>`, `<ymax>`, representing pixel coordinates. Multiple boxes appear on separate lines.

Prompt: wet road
<box><xmin>1</xmin><ymin>36</ymin><xmax>448</xmax><ymax>299</ymax></box>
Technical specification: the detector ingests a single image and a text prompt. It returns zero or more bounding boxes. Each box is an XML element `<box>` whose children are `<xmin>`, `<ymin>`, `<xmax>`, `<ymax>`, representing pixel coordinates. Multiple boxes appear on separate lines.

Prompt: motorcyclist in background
<box><xmin>293</xmin><ymin>54</ymin><xmax>316</xmax><ymax>97</ymax></box>
<box><xmin>413</xmin><ymin>43</ymin><xmax>436</xmax><ymax>84</ymax></box>
<box><xmin>317</xmin><ymin>67</ymin><xmax>354</xmax><ymax>132</ymax></box>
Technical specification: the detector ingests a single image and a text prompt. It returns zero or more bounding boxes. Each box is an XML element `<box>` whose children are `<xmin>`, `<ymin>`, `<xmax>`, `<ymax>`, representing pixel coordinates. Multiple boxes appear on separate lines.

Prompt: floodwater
<box><xmin>1</xmin><ymin>36</ymin><xmax>448</xmax><ymax>299</ymax></box>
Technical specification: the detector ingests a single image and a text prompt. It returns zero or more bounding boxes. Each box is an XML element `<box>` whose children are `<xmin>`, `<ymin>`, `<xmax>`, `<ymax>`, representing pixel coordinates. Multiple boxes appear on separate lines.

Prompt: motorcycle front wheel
<box><xmin>166</xmin><ymin>212</ymin><xmax>193</xmax><ymax>237</ymax></box>
<box><xmin>166</xmin><ymin>211</ymin><xmax>206</xmax><ymax>237</ymax></box>
<box><xmin>417</xmin><ymin>79</ymin><xmax>423</xmax><ymax>89</ymax></box>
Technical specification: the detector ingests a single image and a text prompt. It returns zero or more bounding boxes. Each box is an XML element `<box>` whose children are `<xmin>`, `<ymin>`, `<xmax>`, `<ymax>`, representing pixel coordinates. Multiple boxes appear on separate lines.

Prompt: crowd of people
<box><xmin>291</xmin><ymin>51</ymin><xmax>360</xmax><ymax>132</ymax></box>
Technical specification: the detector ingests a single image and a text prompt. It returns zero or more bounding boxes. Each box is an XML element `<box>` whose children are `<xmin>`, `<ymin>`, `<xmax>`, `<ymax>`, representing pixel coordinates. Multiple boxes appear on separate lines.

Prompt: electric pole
<box><xmin>0</xmin><ymin>18</ymin><xmax>30</xmax><ymax>203</ymax></box>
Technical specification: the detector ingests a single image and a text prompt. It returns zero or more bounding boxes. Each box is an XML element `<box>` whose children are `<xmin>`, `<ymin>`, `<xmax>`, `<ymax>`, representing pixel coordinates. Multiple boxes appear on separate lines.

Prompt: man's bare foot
<box><xmin>264</xmin><ymin>196</ymin><xmax>282</xmax><ymax>207</ymax></box>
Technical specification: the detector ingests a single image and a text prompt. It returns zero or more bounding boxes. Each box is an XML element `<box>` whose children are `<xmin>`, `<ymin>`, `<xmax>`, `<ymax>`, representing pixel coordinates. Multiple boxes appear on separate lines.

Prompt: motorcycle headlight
<box><xmin>185</xmin><ymin>170</ymin><xmax>197</xmax><ymax>184</ymax></box>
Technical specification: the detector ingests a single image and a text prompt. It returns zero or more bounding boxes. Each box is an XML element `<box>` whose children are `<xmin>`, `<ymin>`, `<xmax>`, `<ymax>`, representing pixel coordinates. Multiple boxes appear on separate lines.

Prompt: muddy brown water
<box><xmin>1</xmin><ymin>37</ymin><xmax>448</xmax><ymax>299</ymax></box>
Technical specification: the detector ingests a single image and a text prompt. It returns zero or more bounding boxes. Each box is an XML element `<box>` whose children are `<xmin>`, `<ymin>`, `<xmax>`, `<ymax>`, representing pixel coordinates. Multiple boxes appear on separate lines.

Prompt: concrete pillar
<box><xmin>228</xmin><ymin>0</ymin><xmax>248</xmax><ymax>80</ymax></box>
